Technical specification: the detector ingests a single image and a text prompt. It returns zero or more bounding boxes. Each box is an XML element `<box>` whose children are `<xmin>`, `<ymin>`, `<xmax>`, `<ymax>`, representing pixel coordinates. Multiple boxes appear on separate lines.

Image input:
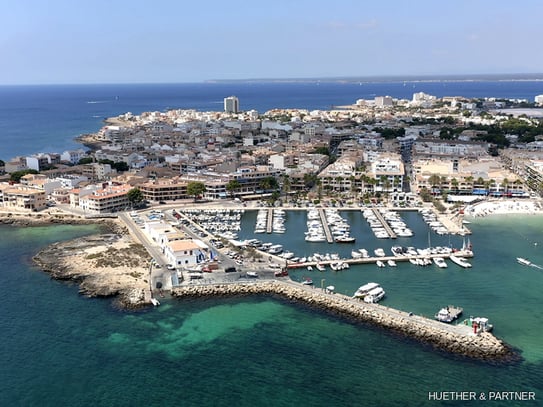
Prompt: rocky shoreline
<box><xmin>172</xmin><ymin>281</ymin><xmax>518</xmax><ymax>363</ymax></box>
<box><xmin>1</xmin><ymin>212</ymin><xmax>154</xmax><ymax>310</ymax></box>
<box><xmin>32</xmin><ymin>230</ymin><xmax>152</xmax><ymax>310</ymax></box>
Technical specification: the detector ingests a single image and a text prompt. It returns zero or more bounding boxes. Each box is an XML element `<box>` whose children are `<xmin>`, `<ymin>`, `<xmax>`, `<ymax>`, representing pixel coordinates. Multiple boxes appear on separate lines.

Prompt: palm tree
<box><xmin>451</xmin><ymin>178</ymin><xmax>459</xmax><ymax>195</ymax></box>
<box><xmin>502</xmin><ymin>178</ymin><xmax>509</xmax><ymax>194</ymax></box>
<box><xmin>226</xmin><ymin>180</ymin><xmax>241</xmax><ymax>198</ymax></box>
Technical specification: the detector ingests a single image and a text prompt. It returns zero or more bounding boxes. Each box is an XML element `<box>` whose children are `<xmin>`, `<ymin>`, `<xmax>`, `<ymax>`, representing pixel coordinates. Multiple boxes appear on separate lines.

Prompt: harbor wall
<box><xmin>172</xmin><ymin>280</ymin><xmax>515</xmax><ymax>362</ymax></box>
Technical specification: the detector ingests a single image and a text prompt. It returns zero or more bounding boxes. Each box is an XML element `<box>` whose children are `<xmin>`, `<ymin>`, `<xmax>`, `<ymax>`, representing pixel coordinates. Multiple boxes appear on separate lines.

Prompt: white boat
<box><xmin>449</xmin><ymin>255</ymin><xmax>472</xmax><ymax>268</ymax></box>
<box><xmin>435</xmin><ymin>306</ymin><xmax>463</xmax><ymax>323</ymax></box>
<box><xmin>351</xmin><ymin>250</ymin><xmax>362</xmax><ymax>259</ymax></box>
<box><xmin>376</xmin><ymin>260</ymin><xmax>385</xmax><ymax>268</ymax></box>
<box><xmin>301</xmin><ymin>277</ymin><xmax>313</xmax><ymax>285</ymax></box>
<box><xmin>363</xmin><ymin>287</ymin><xmax>386</xmax><ymax>303</ymax></box>
<box><xmin>354</xmin><ymin>282</ymin><xmax>380</xmax><ymax>298</ymax></box>
<box><xmin>374</xmin><ymin>248</ymin><xmax>386</xmax><ymax>257</ymax></box>
<box><xmin>246</xmin><ymin>271</ymin><xmax>258</xmax><ymax>278</ymax></box>
<box><xmin>307</xmin><ymin>265</ymin><xmax>313</xmax><ymax>271</ymax></box>
<box><xmin>316</xmin><ymin>263</ymin><xmax>326</xmax><ymax>272</ymax></box>
<box><xmin>387</xmin><ymin>259</ymin><xmax>397</xmax><ymax>267</ymax></box>
<box><xmin>268</xmin><ymin>244</ymin><xmax>283</xmax><ymax>254</ymax></box>
<box><xmin>517</xmin><ymin>257</ymin><xmax>532</xmax><ymax>266</ymax></box>
<box><xmin>150</xmin><ymin>298</ymin><xmax>160</xmax><ymax>306</ymax></box>
<box><xmin>433</xmin><ymin>257</ymin><xmax>447</xmax><ymax>268</ymax></box>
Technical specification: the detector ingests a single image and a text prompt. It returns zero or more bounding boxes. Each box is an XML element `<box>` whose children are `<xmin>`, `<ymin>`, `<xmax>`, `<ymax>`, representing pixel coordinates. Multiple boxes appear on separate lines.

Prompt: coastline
<box><xmin>465</xmin><ymin>199</ymin><xmax>543</xmax><ymax>217</ymax></box>
<box><xmin>0</xmin><ymin>209</ymin><xmax>153</xmax><ymax>309</ymax></box>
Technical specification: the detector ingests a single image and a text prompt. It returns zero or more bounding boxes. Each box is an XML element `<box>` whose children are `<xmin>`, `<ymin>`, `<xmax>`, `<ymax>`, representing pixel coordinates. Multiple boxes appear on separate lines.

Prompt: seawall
<box><xmin>172</xmin><ymin>280</ymin><xmax>516</xmax><ymax>362</ymax></box>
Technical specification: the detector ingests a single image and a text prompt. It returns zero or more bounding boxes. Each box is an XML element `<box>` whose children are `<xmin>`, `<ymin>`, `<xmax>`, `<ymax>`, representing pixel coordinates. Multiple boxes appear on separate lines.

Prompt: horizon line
<box><xmin>3</xmin><ymin>73</ymin><xmax>543</xmax><ymax>87</ymax></box>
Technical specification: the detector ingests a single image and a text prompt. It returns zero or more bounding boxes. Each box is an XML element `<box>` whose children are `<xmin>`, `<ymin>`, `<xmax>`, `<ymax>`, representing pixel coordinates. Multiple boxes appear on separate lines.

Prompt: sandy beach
<box><xmin>465</xmin><ymin>199</ymin><xmax>543</xmax><ymax>217</ymax></box>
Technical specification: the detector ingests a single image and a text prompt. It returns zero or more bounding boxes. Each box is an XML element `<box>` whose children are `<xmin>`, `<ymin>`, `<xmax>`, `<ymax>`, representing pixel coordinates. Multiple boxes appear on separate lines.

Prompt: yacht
<box><xmin>434</xmin><ymin>306</ymin><xmax>463</xmax><ymax>323</ymax></box>
<box><xmin>316</xmin><ymin>263</ymin><xmax>326</xmax><ymax>272</ymax></box>
<box><xmin>268</xmin><ymin>244</ymin><xmax>283</xmax><ymax>255</ymax></box>
<box><xmin>517</xmin><ymin>257</ymin><xmax>532</xmax><ymax>266</ymax></box>
<box><xmin>354</xmin><ymin>282</ymin><xmax>381</xmax><ymax>298</ymax></box>
<box><xmin>363</xmin><ymin>287</ymin><xmax>386</xmax><ymax>303</ymax></box>
<box><xmin>449</xmin><ymin>255</ymin><xmax>472</xmax><ymax>268</ymax></box>
<box><xmin>433</xmin><ymin>257</ymin><xmax>447</xmax><ymax>268</ymax></box>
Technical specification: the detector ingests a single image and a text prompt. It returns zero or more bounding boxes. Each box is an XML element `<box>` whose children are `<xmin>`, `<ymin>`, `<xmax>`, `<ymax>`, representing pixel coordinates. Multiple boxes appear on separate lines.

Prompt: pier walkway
<box><xmin>171</xmin><ymin>279</ymin><xmax>511</xmax><ymax>361</ymax></box>
<box><xmin>285</xmin><ymin>250</ymin><xmax>473</xmax><ymax>269</ymax></box>
<box><xmin>318</xmin><ymin>208</ymin><xmax>334</xmax><ymax>243</ymax></box>
<box><xmin>371</xmin><ymin>208</ymin><xmax>397</xmax><ymax>239</ymax></box>
<box><xmin>266</xmin><ymin>208</ymin><xmax>273</xmax><ymax>233</ymax></box>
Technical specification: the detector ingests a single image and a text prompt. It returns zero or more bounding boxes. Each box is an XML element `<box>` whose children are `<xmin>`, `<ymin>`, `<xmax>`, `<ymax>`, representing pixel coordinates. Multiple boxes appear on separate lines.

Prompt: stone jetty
<box><xmin>172</xmin><ymin>280</ymin><xmax>516</xmax><ymax>362</ymax></box>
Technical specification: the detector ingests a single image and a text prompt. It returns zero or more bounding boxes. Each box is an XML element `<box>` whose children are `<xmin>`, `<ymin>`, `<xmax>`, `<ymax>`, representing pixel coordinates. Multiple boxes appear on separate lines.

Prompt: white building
<box><xmin>164</xmin><ymin>240</ymin><xmax>205</xmax><ymax>268</ymax></box>
<box><xmin>224</xmin><ymin>96</ymin><xmax>240</xmax><ymax>113</ymax></box>
<box><xmin>374</xmin><ymin>96</ymin><xmax>393</xmax><ymax>107</ymax></box>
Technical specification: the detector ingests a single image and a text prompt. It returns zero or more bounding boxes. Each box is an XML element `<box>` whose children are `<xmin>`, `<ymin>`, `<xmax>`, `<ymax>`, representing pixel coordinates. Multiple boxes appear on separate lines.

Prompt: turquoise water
<box><xmin>1</xmin><ymin>214</ymin><xmax>542</xmax><ymax>406</ymax></box>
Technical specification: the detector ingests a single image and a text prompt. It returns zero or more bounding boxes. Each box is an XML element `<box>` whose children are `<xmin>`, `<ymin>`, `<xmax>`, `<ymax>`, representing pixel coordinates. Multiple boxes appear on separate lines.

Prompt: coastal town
<box><xmin>3</xmin><ymin>91</ymin><xmax>543</xmax><ymax>361</ymax></box>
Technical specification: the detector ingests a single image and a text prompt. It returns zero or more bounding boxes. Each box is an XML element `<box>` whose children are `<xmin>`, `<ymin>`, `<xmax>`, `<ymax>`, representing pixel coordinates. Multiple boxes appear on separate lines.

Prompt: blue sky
<box><xmin>1</xmin><ymin>0</ymin><xmax>542</xmax><ymax>84</ymax></box>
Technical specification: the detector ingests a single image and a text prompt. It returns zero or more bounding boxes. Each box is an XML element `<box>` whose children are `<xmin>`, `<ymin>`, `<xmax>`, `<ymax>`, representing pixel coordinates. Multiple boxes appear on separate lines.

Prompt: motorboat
<box><xmin>434</xmin><ymin>306</ymin><xmax>463</xmax><ymax>323</ymax></box>
<box><xmin>301</xmin><ymin>277</ymin><xmax>313</xmax><ymax>285</ymax></box>
<box><xmin>363</xmin><ymin>287</ymin><xmax>386</xmax><ymax>303</ymax></box>
<box><xmin>354</xmin><ymin>282</ymin><xmax>380</xmax><ymax>298</ymax></box>
<box><xmin>449</xmin><ymin>255</ymin><xmax>472</xmax><ymax>268</ymax></box>
<box><xmin>376</xmin><ymin>260</ymin><xmax>385</xmax><ymax>268</ymax></box>
<box><xmin>387</xmin><ymin>259</ymin><xmax>397</xmax><ymax>267</ymax></box>
<box><xmin>433</xmin><ymin>257</ymin><xmax>447</xmax><ymax>268</ymax></box>
<box><xmin>517</xmin><ymin>257</ymin><xmax>532</xmax><ymax>266</ymax></box>
<box><xmin>374</xmin><ymin>248</ymin><xmax>386</xmax><ymax>257</ymax></box>
<box><xmin>268</xmin><ymin>244</ymin><xmax>283</xmax><ymax>255</ymax></box>
<box><xmin>351</xmin><ymin>250</ymin><xmax>362</xmax><ymax>259</ymax></box>
<box><xmin>246</xmin><ymin>271</ymin><xmax>258</xmax><ymax>278</ymax></box>
<box><xmin>316</xmin><ymin>263</ymin><xmax>326</xmax><ymax>272</ymax></box>
<box><xmin>335</xmin><ymin>235</ymin><xmax>356</xmax><ymax>243</ymax></box>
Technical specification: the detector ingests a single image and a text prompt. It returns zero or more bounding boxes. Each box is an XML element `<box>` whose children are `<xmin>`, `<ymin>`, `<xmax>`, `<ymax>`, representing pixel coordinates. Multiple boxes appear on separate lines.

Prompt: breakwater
<box><xmin>172</xmin><ymin>280</ymin><xmax>516</xmax><ymax>362</ymax></box>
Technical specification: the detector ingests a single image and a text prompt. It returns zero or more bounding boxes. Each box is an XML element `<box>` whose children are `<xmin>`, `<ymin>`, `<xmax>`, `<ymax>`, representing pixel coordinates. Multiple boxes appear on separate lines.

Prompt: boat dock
<box><xmin>286</xmin><ymin>250</ymin><xmax>473</xmax><ymax>269</ymax></box>
<box><xmin>371</xmin><ymin>209</ymin><xmax>397</xmax><ymax>239</ymax></box>
<box><xmin>266</xmin><ymin>208</ymin><xmax>273</xmax><ymax>233</ymax></box>
<box><xmin>443</xmin><ymin>305</ymin><xmax>463</xmax><ymax>320</ymax></box>
<box><xmin>318</xmin><ymin>208</ymin><xmax>334</xmax><ymax>243</ymax></box>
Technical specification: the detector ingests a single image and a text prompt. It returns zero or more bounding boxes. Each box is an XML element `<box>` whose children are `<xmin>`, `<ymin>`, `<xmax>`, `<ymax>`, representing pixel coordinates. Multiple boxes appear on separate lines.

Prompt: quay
<box><xmin>285</xmin><ymin>250</ymin><xmax>473</xmax><ymax>269</ymax></box>
<box><xmin>371</xmin><ymin>208</ymin><xmax>397</xmax><ymax>238</ymax></box>
<box><xmin>318</xmin><ymin>208</ymin><xmax>334</xmax><ymax>243</ymax></box>
<box><xmin>266</xmin><ymin>208</ymin><xmax>273</xmax><ymax>233</ymax></box>
<box><xmin>171</xmin><ymin>280</ymin><xmax>514</xmax><ymax>362</ymax></box>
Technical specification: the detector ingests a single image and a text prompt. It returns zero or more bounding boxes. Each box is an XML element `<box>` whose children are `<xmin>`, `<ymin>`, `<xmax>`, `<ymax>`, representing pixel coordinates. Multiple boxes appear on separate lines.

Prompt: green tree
<box><xmin>312</xmin><ymin>146</ymin><xmax>330</xmax><ymax>156</ymax></box>
<box><xmin>186</xmin><ymin>181</ymin><xmax>206</xmax><ymax>201</ymax></box>
<box><xmin>112</xmin><ymin>161</ymin><xmax>129</xmax><ymax>172</ymax></box>
<box><xmin>127</xmin><ymin>187</ymin><xmax>144</xmax><ymax>207</ymax></box>
<box><xmin>259</xmin><ymin>176</ymin><xmax>279</xmax><ymax>191</ymax></box>
<box><xmin>226</xmin><ymin>180</ymin><xmax>241</xmax><ymax>198</ymax></box>
<box><xmin>78</xmin><ymin>157</ymin><xmax>93</xmax><ymax>165</ymax></box>
<box><xmin>9</xmin><ymin>169</ymin><xmax>39</xmax><ymax>183</ymax></box>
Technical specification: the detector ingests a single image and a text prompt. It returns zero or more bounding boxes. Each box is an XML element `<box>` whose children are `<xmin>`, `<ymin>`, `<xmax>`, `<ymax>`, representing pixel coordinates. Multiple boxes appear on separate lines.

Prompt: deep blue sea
<box><xmin>1</xmin><ymin>80</ymin><xmax>543</xmax><ymax>159</ymax></box>
<box><xmin>1</xmin><ymin>81</ymin><xmax>543</xmax><ymax>405</ymax></box>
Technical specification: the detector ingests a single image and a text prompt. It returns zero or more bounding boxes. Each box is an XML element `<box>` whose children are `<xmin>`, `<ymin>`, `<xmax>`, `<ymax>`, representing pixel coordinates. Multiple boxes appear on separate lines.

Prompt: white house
<box><xmin>164</xmin><ymin>240</ymin><xmax>205</xmax><ymax>268</ymax></box>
